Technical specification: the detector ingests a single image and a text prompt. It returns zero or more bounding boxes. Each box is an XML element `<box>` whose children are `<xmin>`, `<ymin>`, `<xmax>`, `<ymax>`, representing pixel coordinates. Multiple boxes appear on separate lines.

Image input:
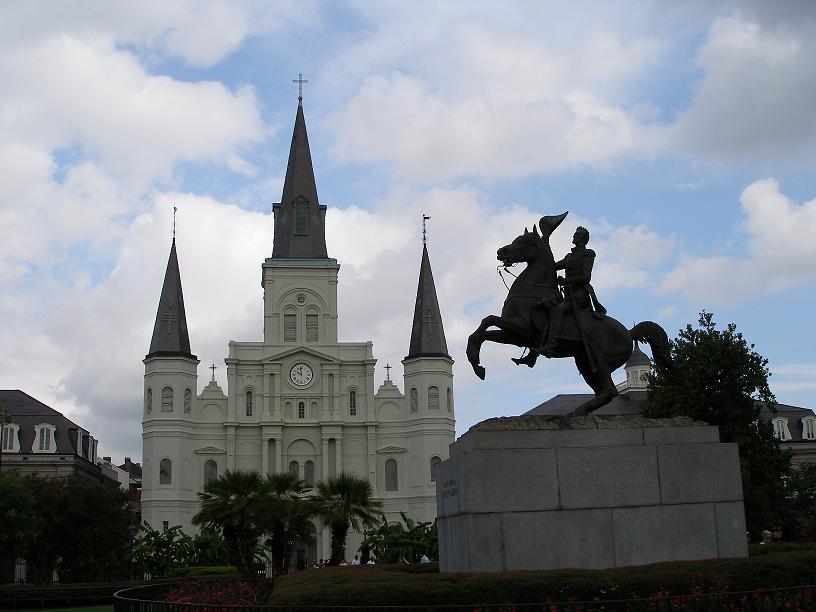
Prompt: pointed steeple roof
<box><xmin>147</xmin><ymin>238</ymin><xmax>196</xmax><ymax>359</ymax></box>
<box><xmin>271</xmin><ymin>100</ymin><xmax>329</xmax><ymax>259</ymax></box>
<box><xmin>406</xmin><ymin>244</ymin><xmax>449</xmax><ymax>360</ymax></box>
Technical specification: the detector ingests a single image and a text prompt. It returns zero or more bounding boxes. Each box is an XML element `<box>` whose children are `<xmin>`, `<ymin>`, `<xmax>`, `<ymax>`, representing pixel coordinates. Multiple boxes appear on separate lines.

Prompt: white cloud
<box><xmin>670</xmin><ymin>14</ymin><xmax>816</xmax><ymax>159</ymax></box>
<box><xmin>658</xmin><ymin>179</ymin><xmax>816</xmax><ymax>301</ymax></box>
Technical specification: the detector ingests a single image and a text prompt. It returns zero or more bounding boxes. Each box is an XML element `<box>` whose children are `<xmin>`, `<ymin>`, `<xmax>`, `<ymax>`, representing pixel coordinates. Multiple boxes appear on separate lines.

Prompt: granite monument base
<box><xmin>436</xmin><ymin>415</ymin><xmax>747</xmax><ymax>572</ymax></box>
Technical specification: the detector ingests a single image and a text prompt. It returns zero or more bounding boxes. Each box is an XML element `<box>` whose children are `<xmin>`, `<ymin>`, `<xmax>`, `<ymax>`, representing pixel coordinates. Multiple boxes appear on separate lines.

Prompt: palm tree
<box><xmin>263</xmin><ymin>472</ymin><xmax>316</xmax><ymax>576</ymax></box>
<box><xmin>315</xmin><ymin>472</ymin><xmax>383</xmax><ymax>565</ymax></box>
<box><xmin>193</xmin><ymin>470</ymin><xmax>269</xmax><ymax>578</ymax></box>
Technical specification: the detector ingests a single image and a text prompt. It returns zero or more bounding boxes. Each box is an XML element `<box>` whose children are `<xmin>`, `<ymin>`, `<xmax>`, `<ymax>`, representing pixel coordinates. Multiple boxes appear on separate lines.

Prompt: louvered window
<box><xmin>447</xmin><ymin>387</ymin><xmax>452</xmax><ymax>412</ymax></box>
<box><xmin>298</xmin><ymin>402</ymin><xmax>305</xmax><ymax>419</ymax></box>
<box><xmin>289</xmin><ymin>460</ymin><xmax>299</xmax><ymax>478</ymax></box>
<box><xmin>246</xmin><ymin>390</ymin><xmax>253</xmax><ymax>417</ymax></box>
<box><xmin>428</xmin><ymin>386</ymin><xmax>440</xmax><ymax>410</ymax></box>
<box><xmin>385</xmin><ymin>458</ymin><xmax>398</xmax><ymax>491</ymax></box>
<box><xmin>410</xmin><ymin>388</ymin><xmax>418</xmax><ymax>412</ymax></box>
<box><xmin>161</xmin><ymin>386</ymin><xmax>173</xmax><ymax>412</ymax></box>
<box><xmin>184</xmin><ymin>388</ymin><xmax>192</xmax><ymax>413</ymax></box>
<box><xmin>204</xmin><ymin>460</ymin><xmax>218</xmax><ymax>483</ymax></box>
<box><xmin>304</xmin><ymin>460</ymin><xmax>315</xmax><ymax>488</ymax></box>
<box><xmin>349</xmin><ymin>390</ymin><xmax>357</xmax><ymax>416</ymax></box>
<box><xmin>160</xmin><ymin>458</ymin><xmax>172</xmax><ymax>484</ymax></box>
<box><xmin>431</xmin><ymin>456</ymin><xmax>441</xmax><ymax>482</ymax></box>
<box><xmin>306</xmin><ymin>313</ymin><xmax>318</xmax><ymax>342</ymax></box>
<box><xmin>145</xmin><ymin>388</ymin><xmax>152</xmax><ymax>414</ymax></box>
<box><xmin>284</xmin><ymin>313</ymin><xmax>297</xmax><ymax>342</ymax></box>
<box><xmin>294</xmin><ymin>199</ymin><xmax>308</xmax><ymax>235</ymax></box>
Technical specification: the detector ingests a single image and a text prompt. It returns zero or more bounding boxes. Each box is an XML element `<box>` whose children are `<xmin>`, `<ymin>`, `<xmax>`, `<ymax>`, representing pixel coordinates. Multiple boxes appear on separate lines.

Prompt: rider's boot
<box><xmin>541</xmin><ymin>309</ymin><xmax>563</xmax><ymax>358</ymax></box>
<box><xmin>512</xmin><ymin>352</ymin><xmax>538</xmax><ymax>367</ymax></box>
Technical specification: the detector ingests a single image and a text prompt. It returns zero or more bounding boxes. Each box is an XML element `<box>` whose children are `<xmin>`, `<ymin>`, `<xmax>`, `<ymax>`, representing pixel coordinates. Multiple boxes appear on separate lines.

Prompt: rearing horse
<box><xmin>466</xmin><ymin>212</ymin><xmax>674</xmax><ymax>416</ymax></box>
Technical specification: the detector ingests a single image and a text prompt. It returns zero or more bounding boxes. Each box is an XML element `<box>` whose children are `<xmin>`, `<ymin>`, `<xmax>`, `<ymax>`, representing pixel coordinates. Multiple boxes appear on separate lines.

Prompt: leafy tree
<box><xmin>785</xmin><ymin>462</ymin><xmax>816</xmax><ymax>540</ymax></box>
<box><xmin>133</xmin><ymin>523</ymin><xmax>195</xmax><ymax>577</ymax></box>
<box><xmin>263</xmin><ymin>473</ymin><xmax>316</xmax><ymax>576</ymax></box>
<box><xmin>642</xmin><ymin>311</ymin><xmax>792</xmax><ymax>536</ymax></box>
<box><xmin>315</xmin><ymin>472</ymin><xmax>382</xmax><ymax>565</ymax></box>
<box><xmin>193</xmin><ymin>470</ymin><xmax>268</xmax><ymax>578</ymax></box>
<box><xmin>0</xmin><ymin>473</ymin><xmax>40</xmax><ymax>582</ymax></box>
<box><xmin>361</xmin><ymin>513</ymin><xmax>438</xmax><ymax>564</ymax></box>
<box><xmin>192</xmin><ymin>529</ymin><xmax>230</xmax><ymax>567</ymax></box>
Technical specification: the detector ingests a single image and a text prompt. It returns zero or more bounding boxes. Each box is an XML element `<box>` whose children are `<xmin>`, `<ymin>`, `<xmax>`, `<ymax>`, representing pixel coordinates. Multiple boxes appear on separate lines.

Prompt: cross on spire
<box><xmin>385</xmin><ymin>363</ymin><xmax>392</xmax><ymax>381</ymax></box>
<box><xmin>293</xmin><ymin>73</ymin><xmax>309</xmax><ymax>103</ymax></box>
<box><xmin>172</xmin><ymin>206</ymin><xmax>177</xmax><ymax>239</ymax></box>
<box><xmin>422</xmin><ymin>214</ymin><xmax>431</xmax><ymax>245</ymax></box>
<box><xmin>210</xmin><ymin>363</ymin><xmax>217</xmax><ymax>382</ymax></box>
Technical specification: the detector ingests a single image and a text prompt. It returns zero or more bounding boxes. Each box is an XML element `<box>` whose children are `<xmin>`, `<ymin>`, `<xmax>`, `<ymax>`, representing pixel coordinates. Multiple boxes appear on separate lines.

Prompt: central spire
<box><xmin>271</xmin><ymin>98</ymin><xmax>329</xmax><ymax>259</ymax></box>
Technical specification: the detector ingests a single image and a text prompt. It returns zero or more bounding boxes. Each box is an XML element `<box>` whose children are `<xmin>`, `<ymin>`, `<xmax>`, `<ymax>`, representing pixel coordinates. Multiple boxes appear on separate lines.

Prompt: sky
<box><xmin>2</xmin><ymin>1</ymin><xmax>816</xmax><ymax>464</ymax></box>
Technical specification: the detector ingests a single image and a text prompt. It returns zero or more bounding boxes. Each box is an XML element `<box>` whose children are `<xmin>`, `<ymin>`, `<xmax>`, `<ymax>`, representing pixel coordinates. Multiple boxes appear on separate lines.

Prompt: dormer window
<box><xmin>802</xmin><ymin>416</ymin><xmax>816</xmax><ymax>441</ymax></box>
<box><xmin>33</xmin><ymin>423</ymin><xmax>57</xmax><ymax>453</ymax></box>
<box><xmin>772</xmin><ymin>417</ymin><xmax>791</xmax><ymax>441</ymax></box>
<box><xmin>1</xmin><ymin>423</ymin><xmax>20</xmax><ymax>452</ymax></box>
<box><xmin>294</xmin><ymin>197</ymin><xmax>308</xmax><ymax>235</ymax></box>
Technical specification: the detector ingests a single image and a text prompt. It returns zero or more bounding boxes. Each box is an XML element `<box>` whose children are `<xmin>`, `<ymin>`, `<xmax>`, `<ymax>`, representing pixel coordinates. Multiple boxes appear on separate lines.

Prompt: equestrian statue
<box><xmin>465</xmin><ymin>211</ymin><xmax>676</xmax><ymax>416</ymax></box>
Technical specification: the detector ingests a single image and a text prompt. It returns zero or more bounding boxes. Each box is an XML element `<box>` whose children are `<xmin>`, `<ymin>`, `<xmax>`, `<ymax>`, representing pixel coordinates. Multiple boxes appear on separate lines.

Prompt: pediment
<box><xmin>376</xmin><ymin>445</ymin><xmax>407</xmax><ymax>454</ymax></box>
<box><xmin>194</xmin><ymin>446</ymin><xmax>226</xmax><ymax>455</ymax></box>
<box><xmin>262</xmin><ymin>346</ymin><xmax>341</xmax><ymax>364</ymax></box>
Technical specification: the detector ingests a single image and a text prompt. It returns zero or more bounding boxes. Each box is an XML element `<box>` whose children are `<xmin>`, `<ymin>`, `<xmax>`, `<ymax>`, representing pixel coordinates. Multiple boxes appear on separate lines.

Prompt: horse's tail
<box><xmin>630</xmin><ymin>321</ymin><xmax>679</xmax><ymax>380</ymax></box>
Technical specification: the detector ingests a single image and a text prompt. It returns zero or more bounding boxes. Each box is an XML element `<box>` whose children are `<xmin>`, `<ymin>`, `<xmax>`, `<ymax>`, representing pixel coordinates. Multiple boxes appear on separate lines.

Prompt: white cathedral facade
<box><xmin>141</xmin><ymin>98</ymin><xmax>455</xmax><ymax>560</ymax></box>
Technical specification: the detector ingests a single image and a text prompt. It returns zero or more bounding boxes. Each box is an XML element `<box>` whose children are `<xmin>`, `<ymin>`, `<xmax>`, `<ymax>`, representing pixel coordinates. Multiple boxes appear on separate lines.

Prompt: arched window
<box><xmin>410</xmin><ymin>388</ymin><xmax>418</xmax><ymax>413</ymax></box>
<box><xmin>385</xmin><ymin>458</ymin><xmax>398</xmax><ymax>491</ymax></box>
<box><xmin>298</xmin><ymin>401</ymin><xmax>305</xmax><ymax>419</ymax></box>
<box><xmin>289</xmin><ymin>460</ymin><xmax>299</xmax><ymax>478</ymax></box>
<box><xmin>161</xmin><ymin>386</ymin><xmax>173</xmax><ymax>412</ymax></box>
<box><xmin>184</xmin><ymin>388</ymin><xmax>192</xmax><ymax>414</ymax></box>
<box><xmin>294</xmin><ymin>198</ymin><xmax>308</xmax><ymax>235</ymax></box>
<box><xmin>306</xmin><ymin>310</ymin><xmax>318</xmax><ymax>342</ymax></box>
<box><xmin>430</xmin><ymin>456</ymin><xmax>441</xmax><ymax>482</ymax></box>
<box><xmin>204</xmin><ymin>460</ymin><xmax>218</xmax><ymax>483</ymax></box>
<box><xmin>447</xmin><ymin>388</ymin><xmax>452</xmax><ymax>412</ymax></box>
<box><xmin>428</xmin><ymin>386</ymin><xmax>440</xmax><ymax>410</ymax></box>
<box><xmin>304</xmin><ymin>460</ymin><xmax>315</xmax><ymax>488</ymax></box>
<box><xmin>145</xmin><ymin>388</ymin><xmax>152</xmax><ymax>415</ymax></box>
<box><xmin>349</xmin><ymin>390</ymin><xmax>357</xmax><ymax>416</ymax></box>
<box><xmin>284</xmin><ymin>312</ymin><xmax>297</xmax><ymax>342</ymax></box>
<box><xmin>245</xmin><ymin>390</ymin><xmax>253</xmax><ymax>417</ymax></box>
<box><xmin>159</xmin><ymin>458</ymin><xmax>172</xmax><ymax>485</ymax></box>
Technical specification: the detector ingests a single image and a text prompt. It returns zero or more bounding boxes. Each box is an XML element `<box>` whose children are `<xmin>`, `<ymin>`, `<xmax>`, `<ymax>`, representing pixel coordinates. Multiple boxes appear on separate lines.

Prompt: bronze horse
<box><xmin>465</xmin><ymin>212</ymin><xmax>674</xmax><ymax>416</ymax></box>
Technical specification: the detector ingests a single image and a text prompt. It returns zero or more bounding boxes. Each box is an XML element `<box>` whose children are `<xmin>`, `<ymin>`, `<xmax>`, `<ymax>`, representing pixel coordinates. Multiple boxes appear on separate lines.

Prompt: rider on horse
<box><xmin>539</xmin><ymin>226</ymin><xmax>606</xmax><ymax>357</ymax></box>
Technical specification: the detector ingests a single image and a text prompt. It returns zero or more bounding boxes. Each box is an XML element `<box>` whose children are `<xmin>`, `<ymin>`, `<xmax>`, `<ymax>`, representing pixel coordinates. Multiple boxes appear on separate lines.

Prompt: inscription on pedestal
<box><xmin>442</xmin><ymin>478</ymin><xmax>458</xmax><ymax>499</ymax></box>
<box><xmin>558</xmin><ymin>449</ymin><xmax>659</xmax><ymax>508</ymax></box>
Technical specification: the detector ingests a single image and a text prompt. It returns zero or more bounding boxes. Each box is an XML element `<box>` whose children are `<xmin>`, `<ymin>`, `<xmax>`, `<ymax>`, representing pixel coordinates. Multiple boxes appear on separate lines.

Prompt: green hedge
<box><xmin>167</xmin><ymin>566</ymin><xmax>239</xmax><ymax>577</ymax></box>
<box><xmin>269</xmin><ymin>549</ymin><xmax>816</xmax><ymax>607</ymax></box>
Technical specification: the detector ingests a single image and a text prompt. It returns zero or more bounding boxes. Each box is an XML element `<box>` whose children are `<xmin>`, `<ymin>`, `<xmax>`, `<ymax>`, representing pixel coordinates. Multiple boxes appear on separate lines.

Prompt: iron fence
<box><xmin>114</xmin><ymin>583</ymin><xmax>816</xmax><ymax>612</ymax></box>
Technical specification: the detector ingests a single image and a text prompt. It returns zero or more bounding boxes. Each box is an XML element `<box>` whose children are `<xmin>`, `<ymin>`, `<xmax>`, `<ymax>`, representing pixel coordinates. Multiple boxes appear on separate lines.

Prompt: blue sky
<box><xmin>1</xmin><ymin>1</ymin><xmax>815</xmax><ymax>462</ymax></box>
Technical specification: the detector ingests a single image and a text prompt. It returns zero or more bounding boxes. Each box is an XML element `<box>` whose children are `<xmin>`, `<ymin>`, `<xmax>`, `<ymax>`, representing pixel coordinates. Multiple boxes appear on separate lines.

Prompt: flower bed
<box><xmin>164</xmin><ymin>578</ymin><xmax>274</xmax><ymax>606</ymax></box>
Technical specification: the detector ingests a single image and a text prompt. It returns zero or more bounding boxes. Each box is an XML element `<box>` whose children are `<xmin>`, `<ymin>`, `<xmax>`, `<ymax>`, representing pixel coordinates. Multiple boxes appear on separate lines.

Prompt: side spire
<box><xmin>147</xmin><ymin>238</ymin><xmax>195</xmax><ymax>359</ymax></box>
<box><xmin>406</xmin><ymin>237</ymin><xmax>449</xmax><ymax>360</ymax></box>
<box><xmin>271</xmin><ymin>93</ymin><xmax>329</xmax><ymax>259</ymax></box>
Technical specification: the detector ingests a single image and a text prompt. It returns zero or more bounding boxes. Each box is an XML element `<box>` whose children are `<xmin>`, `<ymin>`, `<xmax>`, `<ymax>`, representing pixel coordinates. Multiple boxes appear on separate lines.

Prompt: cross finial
<box><xmin>385</xmin><ymin>363</ymin><xmax>392</xmax><ymax>382</ymax></box>
<box><xmin>173</xmin><ymin>206</ymin><xmax>177</xmax><ymax>239</ymax></box>
<box><xmin>210</xmin><ymin>363</ymin><xmax>217</xmax><ymax>382</ymax></box>
<box><xmin>422</xmin><ymin>215</ymin><xmax>431</xmax><ymax>245</ymax></box>
<box><xmin>293</xmin><ymin>73</ymin><xmax>309</xmax><ymax>104</ymax></box>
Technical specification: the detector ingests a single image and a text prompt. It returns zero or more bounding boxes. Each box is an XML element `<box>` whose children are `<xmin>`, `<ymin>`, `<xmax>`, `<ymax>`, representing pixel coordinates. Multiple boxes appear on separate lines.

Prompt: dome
<box><xmin>625</xmin><ymin>342</ymin><xmax>651</xmax><ymax>369</ymax></box>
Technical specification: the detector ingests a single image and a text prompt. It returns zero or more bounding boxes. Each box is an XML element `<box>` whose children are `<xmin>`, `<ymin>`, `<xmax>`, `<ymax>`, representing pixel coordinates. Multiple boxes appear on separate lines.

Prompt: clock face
<box><xmin>290</xmin><ymin>362</ymin><xmax>314</xmax><ymax>386</ymax></box>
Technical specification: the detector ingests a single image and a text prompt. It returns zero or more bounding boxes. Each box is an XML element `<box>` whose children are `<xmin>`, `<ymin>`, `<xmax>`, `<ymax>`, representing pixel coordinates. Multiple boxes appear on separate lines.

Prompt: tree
<box><xmin>315</xmin><ymin>472</ymin><xmax>382</xmax><ymax>565</ymax></box>
<box><xmin>0</xmin><ymin>473</ymin><xmax>40</xmax><ymax>582</ymax></box>
<box><xmin>263</xmin><ymin>473</ymin><xmax>316</xmax><ymax>576</ymax></box>
<box><xmin>642</xmin><ymin>311</ymin><xmax>792</xmax><ymax>536</ymax></box>
<box><xmin>133</xmin><ymin>523</ymin><xmax>195</xmax><ymax>577</ymax></box>
<box><xmin>785</xmin><ymin>462</ymin><xmax>816</xmax><ymax>540</ymax></box>
<box><xmin>193</xmin><ymin>470</ymin><xmax>268</xmax><ymax>578</ymax></box>
<box><xmin>362</xmin><ymin>512</ymin><xmax>438</xmax><ymax>564</ymax></box>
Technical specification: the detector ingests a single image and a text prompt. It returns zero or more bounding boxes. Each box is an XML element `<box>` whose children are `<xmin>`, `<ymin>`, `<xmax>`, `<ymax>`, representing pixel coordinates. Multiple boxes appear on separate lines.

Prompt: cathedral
<box><xmin>141</xmin><ymin>96</ymin><xmax>455</xmax><ymax>560</ymax></box>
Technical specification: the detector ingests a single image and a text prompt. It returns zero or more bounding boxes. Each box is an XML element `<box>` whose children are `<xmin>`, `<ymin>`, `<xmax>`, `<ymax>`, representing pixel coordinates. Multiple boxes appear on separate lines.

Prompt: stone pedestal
<box><xmin>436</xmin><ymin>415</ymin><xmax>747</xmax><ymax>572</ymax></box>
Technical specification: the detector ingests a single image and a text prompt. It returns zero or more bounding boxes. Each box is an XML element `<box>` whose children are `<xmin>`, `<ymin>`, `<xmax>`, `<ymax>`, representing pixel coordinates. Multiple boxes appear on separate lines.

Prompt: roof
<box><xmin>405</xmin><ymin>243</ymin><xmax>449</xmax><ymax>360</ymax></box>
<box><xmin>147</xmin><ymin>238</ymin><xmax>196</xmax><ymax>359</ymax></box>
<box><xmin>625</xmin><ymin>342</ymin><xmax>651</xmax><ymax>368</ymax></box>
<box><xmin>0</xmin><ymin>389</ymin><xmax>86</xmax><ymax>456</ymax></box>
<box><xmin>271</xmin><ymin>100</ymin><xmax>329</xmax><ymax>259</ymax></box>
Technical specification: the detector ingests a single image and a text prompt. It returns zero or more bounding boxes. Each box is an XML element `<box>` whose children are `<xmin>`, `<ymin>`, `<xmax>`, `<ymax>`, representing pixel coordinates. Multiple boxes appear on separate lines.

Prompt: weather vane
<box><xmin>422</xmin><ymin>214</ymin><xmax>431</xmax><ymax>244</ymax></box>
<box><xmin>293</xmin><ymin>73</ymin><xmax>309</xmax><ymax>101</ymax></box>
<box><xmin>173</xmin><ymin>206</ymin><xmax>177</xmax><ymax>239</ymax></box>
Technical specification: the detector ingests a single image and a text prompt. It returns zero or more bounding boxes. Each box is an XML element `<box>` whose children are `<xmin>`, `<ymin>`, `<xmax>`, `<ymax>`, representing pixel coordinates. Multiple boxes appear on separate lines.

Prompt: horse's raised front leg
<box><xmin>467</xmin><ymin>315</ymin><xmax>526</xmax><ymax>380</ymax></box>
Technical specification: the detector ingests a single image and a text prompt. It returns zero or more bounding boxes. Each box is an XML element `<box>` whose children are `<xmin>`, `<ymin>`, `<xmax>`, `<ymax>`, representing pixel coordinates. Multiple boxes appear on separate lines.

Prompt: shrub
<box><xmin>167</xmin><ymin>565</ymin><xmax>239</xmax><ymax>577</ymax></box>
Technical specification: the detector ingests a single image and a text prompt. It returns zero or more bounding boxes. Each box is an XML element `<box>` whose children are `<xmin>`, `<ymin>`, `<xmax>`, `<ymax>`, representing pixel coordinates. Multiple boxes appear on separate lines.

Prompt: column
<box><xmin>367</xmin><ymin>425</ymin><xmax>377</xmax><ymax>486</ymax></box>
<box><xmin>336</xmin><ymin>437</ymin><xmax>343</xmax><ymax>474</ymax></box>
<box><xmin>275</xmin><ymin>436</ymin><xmax>283</xmax><ymax>475</ymax></box>
<box><xmin>261</xmin><ymin>437</ymin><xmax>269</xmax><ymax>474</ymax></box>
<box><xmin>322</xmin><ymin>437</ymin><xmax>329</xmax><ymax>480</ymax></box>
